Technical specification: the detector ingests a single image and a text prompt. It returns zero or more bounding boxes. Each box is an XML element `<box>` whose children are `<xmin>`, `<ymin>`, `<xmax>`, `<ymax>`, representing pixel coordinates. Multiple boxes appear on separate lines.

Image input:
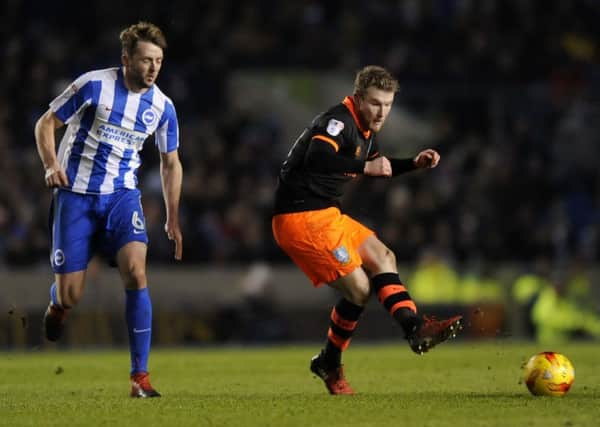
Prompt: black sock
<box><xmin>322</xmin><ymin>342</ymin><xmax>341</xmax><ymax>369</ymax></box>
<box><xmin>371</xmin><ymin>272</ymin><xmax>420</xmax><ymax>337</ymax></box>
<box><xmin>321</xmin><ymin>298</ymin><xmax>364</xmax><ymax>368</ymax></box>
<box><xmin>393</xmin><ymin>308</ymin><xmax>423</xmax><ymax>336</ymax></box>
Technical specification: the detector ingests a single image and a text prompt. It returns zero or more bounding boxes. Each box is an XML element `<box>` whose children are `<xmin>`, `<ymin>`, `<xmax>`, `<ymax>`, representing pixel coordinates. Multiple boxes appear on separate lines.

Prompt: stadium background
<box><xmin>1</xmin><ymin>0</ymin><xmax>600</xmax><ymax>348</ymax></box>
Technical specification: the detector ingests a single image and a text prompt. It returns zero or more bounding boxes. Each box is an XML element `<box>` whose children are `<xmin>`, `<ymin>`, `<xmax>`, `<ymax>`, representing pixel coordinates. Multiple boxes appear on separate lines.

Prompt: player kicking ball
<box><xmin>272</xmin><ymin>65</ymin><xmax>462</xmax><ymax>395</ymax></box>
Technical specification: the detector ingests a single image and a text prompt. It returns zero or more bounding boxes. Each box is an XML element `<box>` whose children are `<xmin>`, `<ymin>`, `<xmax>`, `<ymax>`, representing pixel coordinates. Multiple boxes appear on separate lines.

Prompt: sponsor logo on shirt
<box><xmin>326</xmin><ymin>119</ymin><xmax>344</xmax><ymax>136</ymax></box>
<box><xmin>93</xmin><ymin>121</ymin><xmax>147</xmax><ymax>150</ymax></box>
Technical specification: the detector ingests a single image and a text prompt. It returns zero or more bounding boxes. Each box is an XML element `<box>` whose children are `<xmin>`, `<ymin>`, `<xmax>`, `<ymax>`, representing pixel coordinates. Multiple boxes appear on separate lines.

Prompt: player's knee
<box><xmin>347</xmin><ymin>283</ymin><xmax>370</xmax><ymax>306</ymax></box>
<box><xmin>383</xmin><ymin>248</ymin><xmax>396</xmax><ymax>268</ymax></box>
<box><xmin>367</xmin><ymin>247</ymin><xmax>397</xmax><ymax>274</ymax></box>
<box><xmin>361</xmin><ymin>239</ymin><xmax>397</xmax><ymax>274</ymax></box>
<box><xmin>123</xmin><ymin>265</ymin><xmax>147</xmax><ymax>289</ymax></box>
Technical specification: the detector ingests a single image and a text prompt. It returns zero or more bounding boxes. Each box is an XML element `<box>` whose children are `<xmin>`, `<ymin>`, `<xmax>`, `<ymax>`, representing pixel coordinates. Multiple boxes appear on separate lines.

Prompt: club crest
<box><xmin>53</xmin><ymin>249</ymin><xmax>65</xmax><ymax>266</ymax></box>
<box><xmin>141</xmin><ymin>108</ymin><xmax>158</xmax><ymax>127</ymax></box>
<box><xmin>332</xmin><ymin>245</ymin><xmax>350</xmax><ymax>264</ymax></box>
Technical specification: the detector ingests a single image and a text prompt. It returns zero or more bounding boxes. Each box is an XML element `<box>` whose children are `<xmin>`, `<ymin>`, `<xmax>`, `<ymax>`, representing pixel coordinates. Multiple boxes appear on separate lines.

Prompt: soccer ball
<box><xmin>523</xmin><ymin>352</ymin><xmax>574</xmax><ymax>397</ymax></box>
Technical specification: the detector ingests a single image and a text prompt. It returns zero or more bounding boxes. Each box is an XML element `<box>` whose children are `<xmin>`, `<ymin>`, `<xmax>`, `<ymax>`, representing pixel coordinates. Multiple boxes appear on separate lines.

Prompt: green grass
<box><xmin>1</xmin><ymin>342</ymin><xmax>599</xmax><ymax>426</ymax></box>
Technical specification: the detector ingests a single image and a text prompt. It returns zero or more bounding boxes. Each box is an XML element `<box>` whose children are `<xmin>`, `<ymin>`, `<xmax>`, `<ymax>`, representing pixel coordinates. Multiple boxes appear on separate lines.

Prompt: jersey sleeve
<box><xmin>306</xmin><ymin>139</ymin><xmax>365</xmax><ymax>174</ymax></box>
<box><xmin>155</xmin><ymin>99</ymin><xmax>179</xmax><ymax>153</ymax></box>
<box><xmin>310</xmin><ymin>114</ymin><xmax>349</xmax><ymax>153</ymax></box>
<box><xmin>367</xmin><ymin>138</ymin><xmax>380</xmax><ymax>160</ymax></box>
<box><xmin>49</xmin><ymin>72</ymin><xmax>96</xmax><ymax>124</ymax></box>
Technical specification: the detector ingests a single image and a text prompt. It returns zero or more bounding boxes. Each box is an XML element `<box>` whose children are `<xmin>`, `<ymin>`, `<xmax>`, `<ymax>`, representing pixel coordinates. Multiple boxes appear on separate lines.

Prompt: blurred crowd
<box><xmin>1</xmin><ymin>0</ymin><xmax>600</xmax><ymax>271</ymax></box>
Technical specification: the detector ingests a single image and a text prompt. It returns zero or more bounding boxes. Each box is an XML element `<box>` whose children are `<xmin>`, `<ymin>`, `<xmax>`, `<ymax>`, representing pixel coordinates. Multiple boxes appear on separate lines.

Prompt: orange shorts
<box><xmin>272</xmin><ymin>207</ymin><xmax>374</xmax><ymax>287</ymax></box>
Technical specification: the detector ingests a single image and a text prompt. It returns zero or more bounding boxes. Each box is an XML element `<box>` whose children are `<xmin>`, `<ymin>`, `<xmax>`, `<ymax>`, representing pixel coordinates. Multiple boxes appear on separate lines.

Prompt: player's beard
<box><xmin>137</xmin><ymin>73</ymin><xmax>154</xmax><ymax>89</ymax></box>
<box><xmin>129</xmin><ymin>68</ymin><xmax>154</xmax><ymax>90</ymax></box>
<box><xmin>370</xmin><ymin>119</ymin><xmax>384</xmax><ymax>132</ymax></box>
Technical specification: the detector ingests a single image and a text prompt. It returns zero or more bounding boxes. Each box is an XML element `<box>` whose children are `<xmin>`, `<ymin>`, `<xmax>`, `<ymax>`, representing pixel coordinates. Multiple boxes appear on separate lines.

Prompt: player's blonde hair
<box><xmin>120</xmin><ymin>22</ymin><xmax>167</xmax><ymax>57</ymax></box>
<box><xmin>353</xmin><ymin>65</ymin><xmax>399</xmax><ymax>97</ymax></box>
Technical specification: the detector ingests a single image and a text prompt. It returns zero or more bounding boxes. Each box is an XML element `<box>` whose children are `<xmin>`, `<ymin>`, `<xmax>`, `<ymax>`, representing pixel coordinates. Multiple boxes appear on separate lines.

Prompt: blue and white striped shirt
<box><xmin>50</xmin><ymin>67</ymin><xmax>179</xmax><ymax>194</ymax></box>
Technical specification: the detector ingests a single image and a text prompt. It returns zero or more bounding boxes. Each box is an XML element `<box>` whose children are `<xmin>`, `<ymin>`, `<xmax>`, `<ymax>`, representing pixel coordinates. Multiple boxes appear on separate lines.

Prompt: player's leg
<box><xmin>359</xmin><ymin>235</ymin><xmax>462</xmax><ymax>354</ymax></box>
<box><xmin>306</xmin><ymin>210</ymin><xmax>372</xmax><ymax>395</ymax></box>
<box><xmin>115</xmin><ymin>241</ymin><xmax>159</xmax><ymax>397</ymax></box>
<box><xmin>44</xmin><ymin>271</ymin><xmax>87</xmax><ymax>341</ymax></box>
<box><xmin>44</xmin><ymin>190</ymin><xmax>95</xmax><ymax>342</ymax></box>
<box><xmin>321</xmin><ymin>268</ymin><xmax>369</xmax><ymax>368</ymax></box>
<box><xmin>359</xmin><ymin>235</ymin><xmax>421</xmax><ymax>333</ymax></box>
<box><xmin>309</xmin><ymin>267</ymin><xmax>370</xmax><ymax>395</ymax></box>
<box><xmin>107</xmin><ymin>189</ymin><xmax>159</xmax><ymax>398</ymax></box>
<box><xmin>273</xmin><ymin>208</ymin><xmax>372</xmax><ymax>394</ymax></box>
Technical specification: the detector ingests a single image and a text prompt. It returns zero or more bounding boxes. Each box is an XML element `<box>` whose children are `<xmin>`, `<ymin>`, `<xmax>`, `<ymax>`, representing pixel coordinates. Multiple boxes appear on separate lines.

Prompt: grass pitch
<box><xmin>1</xmin><ymin>342</ymin><xmax>599</xmax><ymax>426</ymax></box>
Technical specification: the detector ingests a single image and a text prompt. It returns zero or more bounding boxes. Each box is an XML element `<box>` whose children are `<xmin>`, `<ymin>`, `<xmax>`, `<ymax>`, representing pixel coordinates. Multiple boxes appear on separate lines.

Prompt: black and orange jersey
<box><xmin>274</xmin><ymin>96</ymin><xmax>380</xmax><ymax>214</ymax></box>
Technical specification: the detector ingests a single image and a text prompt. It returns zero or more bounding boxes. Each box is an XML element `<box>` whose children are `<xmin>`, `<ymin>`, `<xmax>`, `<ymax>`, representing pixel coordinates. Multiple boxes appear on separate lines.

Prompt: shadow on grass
<box><xmin>176</xmin><ymin>390</ymin><xmax>598</xmax><ymax>402</ymax></box>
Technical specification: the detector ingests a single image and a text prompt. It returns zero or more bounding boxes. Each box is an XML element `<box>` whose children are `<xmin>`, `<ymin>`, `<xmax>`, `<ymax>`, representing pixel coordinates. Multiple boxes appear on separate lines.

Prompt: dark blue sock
<box><xmin>125</xmin><ymin>288</ymin><xmax>152</xmax><ymax>375</ymax></box>
<box><xmin>50</xmin><ymin>283</ymin><xmax>60</xmax><ymax>307</ymax></box>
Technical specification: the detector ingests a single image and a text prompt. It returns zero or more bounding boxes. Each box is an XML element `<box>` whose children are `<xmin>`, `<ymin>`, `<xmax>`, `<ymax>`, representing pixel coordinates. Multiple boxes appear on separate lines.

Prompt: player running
<box><xmin>34</xmin><ymin>22</ymin><xmax>183</xmax><ymax>398</ymax></box>
<box><xmin>272</xmin><ymin>65</ymin><xmax>462</xmax><ymax>395</ymax></box>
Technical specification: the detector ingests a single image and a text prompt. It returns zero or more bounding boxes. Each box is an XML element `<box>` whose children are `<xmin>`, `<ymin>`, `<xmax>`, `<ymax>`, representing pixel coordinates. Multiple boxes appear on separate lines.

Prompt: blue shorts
<box><xmin>50</xmin><ymin>188</ymin><xmax>148</xmax><ymax>274</ymax></box>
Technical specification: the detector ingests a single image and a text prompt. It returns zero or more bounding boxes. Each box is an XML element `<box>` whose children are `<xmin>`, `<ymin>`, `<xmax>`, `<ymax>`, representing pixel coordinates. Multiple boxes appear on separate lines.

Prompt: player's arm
<box><xmin>305</xmin><ymin>137</ymin><xmax>365</xmax><ymax>174</ymax></box>
<box><xmin>386</xmin><ymin>149</ymin><xmax>441</xmax><ymax>176</ymax></box>
<box><xmin>305</xmin><ymin>136</ymin><xmax>393</xmax><ymax>177</ymax></box>
<box><xmin>37</xmin><ymin>71</ymin><xmax>96</xmax><ymax>187</ymax></box>
<box><xmin>34</xmin><ymin>109</ymin><xmax>68</xmax><ymax>187</ymax></box>
<box><xmin>159</xmin><ymin>150</ymin><xmax>183</xmax><ymax>261</ymax></box>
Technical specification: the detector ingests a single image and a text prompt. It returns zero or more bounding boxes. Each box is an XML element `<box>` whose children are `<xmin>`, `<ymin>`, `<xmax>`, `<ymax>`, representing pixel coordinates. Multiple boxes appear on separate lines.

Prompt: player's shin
<box><xmin>50</xmin><ymin>282</ymin><xmax>59</xmax><ymax>307</ymax></box>
<box><xmin>125</xmin><ymin>288</ymin><xmax>152</xmax><ymax>374</ymax></box>
<box><xmin>43</xmin><ymin>282</ymin><xmax>71</xmax><ymax>341</ymax></box>
<box><xmin>320</xmin><ymin>298</ymin><xmax>364</xmax><ymax>368</ymax></box>
<box><xmin>371</xmin><ymin>273</ymin><xmax>421</xmax><ymax>336</ymax></box>
<box><xmin>49</xmin><ymin>282</ymin><xmax>72</xmax><ymax>310</ymax></box>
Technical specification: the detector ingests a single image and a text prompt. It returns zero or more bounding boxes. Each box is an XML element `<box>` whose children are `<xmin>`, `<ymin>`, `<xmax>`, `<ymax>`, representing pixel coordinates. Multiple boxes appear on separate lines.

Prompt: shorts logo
<box><xmin>53</xmin><ymin>249</ymin><xmax>65</xmax><ymax>266</ymax></box>
<box><xmin>332</xmin><ymin>245</ymin><xmax>350</xmax><ymax>265</ymax></box>
<box><xmin>326</xmin><ymin>119</ymin><xmax>344</xmax><ymax>136</ymax></box>
<box><xmin>141</xmin><ymin>108</ymin><xmax>158</xmax><ymax>127</ymax></box>
<box><xmin>132</xmin><ymin>211</ymin><xmax>145</xmax><ymax>234</ymax></box>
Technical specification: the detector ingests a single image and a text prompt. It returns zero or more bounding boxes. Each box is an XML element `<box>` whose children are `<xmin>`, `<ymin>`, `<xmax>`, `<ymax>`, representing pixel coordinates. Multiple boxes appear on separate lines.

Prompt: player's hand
<box><xmin>164</xmin><ymin>221</ymin><xmax>183</xmax><ymax>261</ymax></box>
<box><xmin>413</xmin><ymin>149</ymin><xmax>440</xmax><ymax>169</ymax></box>
<box><xmin>44</xmin><ymin>166</ymin><xmax>69</xmax><ymax>188</ymax></box>
<box><xmin>364</xmin><ymin>156</ymin><xmax>392</xmax><ymax>177</ymax></box>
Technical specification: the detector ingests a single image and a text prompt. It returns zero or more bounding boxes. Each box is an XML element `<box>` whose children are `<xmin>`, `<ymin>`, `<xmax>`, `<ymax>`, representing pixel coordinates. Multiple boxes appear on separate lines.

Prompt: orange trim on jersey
<box><xmin>342</xmin><ymin>96</ymin><xmax>371</xmax><ymax>139</ymax></box>
<box><xmin>389</xmin><ymin>300</ymin><xmax>417</xmax><ymax>315</ymax></box>
<box><xmin>312</xmin><ymin>134</ymin><xmax>339</xmax><ymax>152</ymax></box>
<box><xmin>376</xmin><ymin>284</ymin><xmax>408</xmax><ymax>304</ymax></box>
<box><xmin>328</xmin><ymin>328</ymin><xmax>351</xmax><ymax>351</ymax></box>
<box><xmin>331</xmin><ymin>307</ymin><xmax>358</xmax><ymax>331</ymax></box>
